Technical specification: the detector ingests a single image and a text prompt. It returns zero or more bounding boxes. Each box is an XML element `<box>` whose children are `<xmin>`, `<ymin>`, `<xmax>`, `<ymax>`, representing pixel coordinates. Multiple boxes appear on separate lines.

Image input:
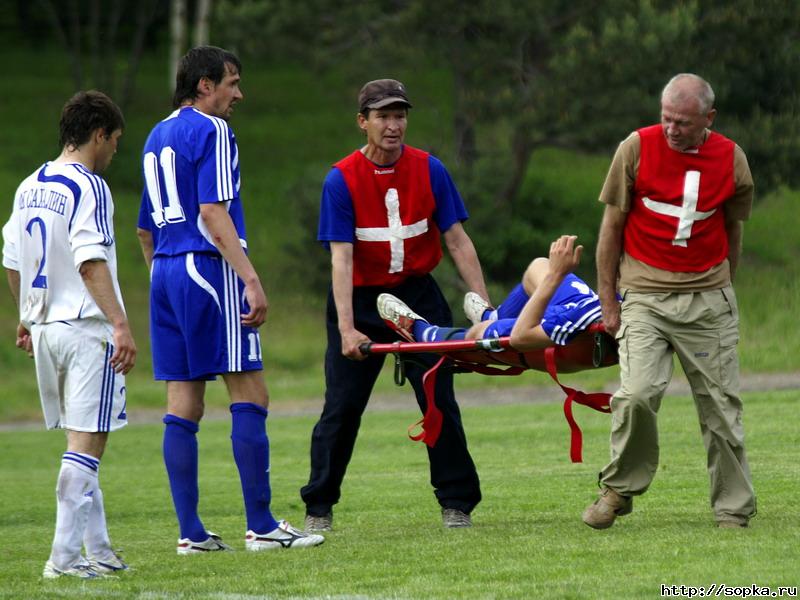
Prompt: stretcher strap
<box><xmin>408</xmin><ymin>355</ymin><xmax>447</xmax><ymax>447</ymax></box>
<box><xmin>459</xmin><ymin>363</ymin><xmax>526</xmax><ymax>377</ymax></box>
<box><xmin>544</xmin><ymin>347</ymin><xmax>612</xmax><ymax>463</ymax></box>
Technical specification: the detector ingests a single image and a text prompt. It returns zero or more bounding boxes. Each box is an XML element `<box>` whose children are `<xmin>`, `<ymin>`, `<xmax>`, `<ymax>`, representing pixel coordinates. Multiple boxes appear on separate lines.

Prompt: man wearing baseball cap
<box><xmin>302</xmin><ymin>78</ymin><xmax>490</xmax><ymax>530</ymax></box>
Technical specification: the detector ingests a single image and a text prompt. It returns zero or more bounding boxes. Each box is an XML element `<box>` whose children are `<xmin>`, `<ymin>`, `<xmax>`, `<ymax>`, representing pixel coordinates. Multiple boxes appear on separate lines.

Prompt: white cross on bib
<box><xmin>355</xmin><ymin>188</ymin><xmax>428</xmax><ymax>273</ymax></box>
<box><xmin>642</xmin><ymin>170</ymin><xmax>716</xmax><ymax>247</ymax></box>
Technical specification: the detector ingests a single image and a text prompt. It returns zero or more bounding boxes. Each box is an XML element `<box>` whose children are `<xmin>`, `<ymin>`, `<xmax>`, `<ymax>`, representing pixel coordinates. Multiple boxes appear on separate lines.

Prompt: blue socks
<box><xmin>163</xmin><ymin>415</ymin><xmax>206</xmax><ymax>542</ymax></box>
<box><xmin>164</xmin><ymin>406</ymin><xmax>280</xmax><ymax>541</ymax></box>
<box><xmin>413</xmin><ymin>320</ymin><xmax>467</xmax><ymax>342</ymax></box>
<box><xmin>497</xmin><ymin>283</ymin><xmax>529</xmax><ymax>319</ymax></box>
<box><xmin>230</xmin><ymin>402</ymin><xmax>279</xmax><ymax>535</ymax></box>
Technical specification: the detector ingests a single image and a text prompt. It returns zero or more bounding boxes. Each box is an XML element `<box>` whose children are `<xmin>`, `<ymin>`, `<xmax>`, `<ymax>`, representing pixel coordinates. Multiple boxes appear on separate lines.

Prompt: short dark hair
<box><xmin>58</xmin><ymin>90</ymin><xmax>125</xmax><ymax>150</ymax></box>
<box><xmin>172</xmin><ymin>45</ymin><xmax>242</xmax><ymax>108</ymax></box>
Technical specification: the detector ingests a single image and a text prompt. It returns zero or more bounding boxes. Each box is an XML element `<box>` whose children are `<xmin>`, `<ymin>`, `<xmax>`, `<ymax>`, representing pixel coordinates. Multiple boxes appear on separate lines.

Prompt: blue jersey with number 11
<box><xmin>139</xmin><ymin>106</ymin><xmax>247</xmax><ymax>257</ymax></box>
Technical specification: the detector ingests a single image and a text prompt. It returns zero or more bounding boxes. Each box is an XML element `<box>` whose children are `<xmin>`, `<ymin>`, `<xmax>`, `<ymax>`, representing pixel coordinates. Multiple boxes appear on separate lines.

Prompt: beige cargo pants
<box><xmin>600</xmin><ymin>286</ymin><xmax>756</xmax><ymax>525</ymax></box>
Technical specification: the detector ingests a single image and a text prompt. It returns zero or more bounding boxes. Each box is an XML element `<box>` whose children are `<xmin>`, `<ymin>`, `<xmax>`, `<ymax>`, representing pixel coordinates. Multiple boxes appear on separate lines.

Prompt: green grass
<box><xmin>0</xmin><ymin>390</ymin><xmax>797</xmax><ymax>599</ymax></box>
<box><xmin>735</xmin><ymin>188</ymin><xmax>800</xmax><ymax>373</ymax></box>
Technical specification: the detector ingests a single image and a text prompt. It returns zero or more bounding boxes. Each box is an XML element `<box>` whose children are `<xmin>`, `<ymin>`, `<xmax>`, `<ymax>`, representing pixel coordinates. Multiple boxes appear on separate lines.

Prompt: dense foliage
<box><xmin>213</xmin><ymin>0</ymin><xmax>799</xmax><ymax>282</ymax></box>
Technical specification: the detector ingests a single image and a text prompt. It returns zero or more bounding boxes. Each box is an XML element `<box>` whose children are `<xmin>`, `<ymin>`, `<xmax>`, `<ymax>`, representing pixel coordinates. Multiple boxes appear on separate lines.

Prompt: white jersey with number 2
<box><xmin>2</xmin><ymin>161</ymin><xmax>123</xmax><ymax>328</ymax></box>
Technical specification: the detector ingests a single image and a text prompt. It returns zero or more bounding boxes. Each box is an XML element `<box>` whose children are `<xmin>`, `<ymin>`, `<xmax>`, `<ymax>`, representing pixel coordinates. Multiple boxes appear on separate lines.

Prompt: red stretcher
<box><xmin>360</xmin><ymin>322</ymin><xmax>618</xmax><ymax>463</ymax></box>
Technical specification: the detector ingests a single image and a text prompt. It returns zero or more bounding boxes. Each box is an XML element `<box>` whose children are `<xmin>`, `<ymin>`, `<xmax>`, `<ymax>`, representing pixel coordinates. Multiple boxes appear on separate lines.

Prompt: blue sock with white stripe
<box><xmin>163</xmin><ymin>415</ymin><xmax>206</xmax><ymax>542</ymax></box>
<box><xmin>497</xmin><ymin>283</ymin><xmax>529</xmax><ymax>319</ymax></box>
<box><xmin>230</xmin><ymin>403</ymin><xmax>279</xmax><ymax>535</ymax></box>
<box><xmin>414</xmin><ymin>321</ymin><xmax>467</xmax><ymax>342</ymax></box>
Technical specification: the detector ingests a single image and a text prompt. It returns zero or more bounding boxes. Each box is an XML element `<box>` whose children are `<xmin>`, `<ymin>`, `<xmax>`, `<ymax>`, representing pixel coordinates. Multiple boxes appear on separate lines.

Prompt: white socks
<box><xmin>84</xmin><ymin>485</ymin><xmax>115</xmax><ymax>562</ymax></box>
<box><xmin>49</xmin><ymin>452</ymin><xmax>106</xmax><ymax>569</ymax></box>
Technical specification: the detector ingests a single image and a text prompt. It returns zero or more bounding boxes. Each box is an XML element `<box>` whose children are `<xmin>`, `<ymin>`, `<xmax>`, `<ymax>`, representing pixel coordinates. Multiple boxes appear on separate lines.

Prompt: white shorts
<box><xmin>31</xmin><ymin>319</ymin><xmax>128</xmax><ymax>432</ymax></box>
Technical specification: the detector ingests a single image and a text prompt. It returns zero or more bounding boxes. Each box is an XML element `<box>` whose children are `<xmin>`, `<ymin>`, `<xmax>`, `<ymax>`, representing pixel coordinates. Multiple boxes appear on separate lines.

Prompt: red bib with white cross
<box><xmin>625</xmin><ymin>125</ymin><xmax>735</xmax><ymax>272</ymax></box>
<box><xmin>336</xmin><ymin>146</ymin><xmax>442</xmax><ymax>287</ymax></box>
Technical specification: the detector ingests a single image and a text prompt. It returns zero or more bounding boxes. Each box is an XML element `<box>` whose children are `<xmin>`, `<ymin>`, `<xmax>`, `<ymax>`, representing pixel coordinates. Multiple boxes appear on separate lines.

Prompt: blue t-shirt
<box><xmin>139</xmin><ymin>107</ymin><xmax>247</xmax><ymax>257</ymax></box>
<box><xmin>318</xmin><ymin>150</ymin><xmax>468</xmax><ymax>248</ymax></box>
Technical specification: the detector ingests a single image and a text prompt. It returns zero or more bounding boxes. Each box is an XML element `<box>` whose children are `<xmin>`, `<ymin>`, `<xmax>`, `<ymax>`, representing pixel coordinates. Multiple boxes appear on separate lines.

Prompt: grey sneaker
<box><xmin>582</xmin><ymin>487</ymin><xmax>633</xmax><ymax>529</ymax></box>
<box><xmin>42</xmin><ymin>560</ymin><xmax>101</xmax><ymax>579</ymax></box>
<box><xmin>245</xmin><ymin>520</ymin><xmax>325</xmax><ymax>551</ymax></box>
<box><xmin>463</xmin><ymin>292</ymin><xmax>493</xmax><ymax>325</ymax></box>
<box><xmin>442</xmin><ymin>508</ymin><xmax>472</xmax><ymax>528</ymax></box>
<box><xmin>304</xmin><ymin>513</ymin><xmax>333</xmax><ymax>532</ymax></box>
<box><xmin>88</xmin><ymin>550</ymin><xmax>129</xmax><ymax>573</ymax></box>
<box><xmin>718</xmin><ymin>520</ymin><xmax>748</xmax><ymax>529</ymax></box>
<box><xmin>377</xmin><ymin>293</ymin><xmax>424</xmax><ymax>342</ymax></box>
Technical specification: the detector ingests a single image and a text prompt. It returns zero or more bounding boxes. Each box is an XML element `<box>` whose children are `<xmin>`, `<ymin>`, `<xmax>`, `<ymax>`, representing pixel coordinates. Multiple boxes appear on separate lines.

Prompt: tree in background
<box><xmin>168</xmin><ymin>0</ymin><xmax>213</xmax><ymax>88</ymax></box>
<box><xmin>2</xmin><ymin>0</ymin><xmax>795</xmax><ymax>304</ymax></box>
<box><xmin>32</xmin><ymin>0</ymin><xmax>165</xmax><ymax>111</ymax></box>
<box><xmin>29</xmin><ymin>1</ymin><xmax>217</xmax><ymax>111</ymax></box>
<box><xmin>214</xmin><ymin>0</ymin><xmax>797</xmax><ymax>287</ymax></box>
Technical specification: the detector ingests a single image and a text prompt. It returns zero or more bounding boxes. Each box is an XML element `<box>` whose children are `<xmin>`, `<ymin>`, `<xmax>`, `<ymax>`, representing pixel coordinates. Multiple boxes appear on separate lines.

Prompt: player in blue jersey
<box><xmin>137</xmin><ymin>46</ymin><xmax>323</xmax><ymax>553</ymax></box>
<box><xmin>378</xmin><ymin>235</ymin><xmax>601</xmax><ymax>350</ymax></box>
<box><xmin>3</xmin><ymin>91</ymin><xmax>134</xmax><ymax>579</ymax></box>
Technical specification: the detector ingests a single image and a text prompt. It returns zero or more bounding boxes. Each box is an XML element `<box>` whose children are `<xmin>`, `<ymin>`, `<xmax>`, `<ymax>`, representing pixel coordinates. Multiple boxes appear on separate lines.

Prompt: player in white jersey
<box><xmin>137</xmin><ymin>46</ymin><xmax>323</xmax><ymax>554</ymax></box>
<box><xmin>2</xmin><ymin>91</ymin><xmax>135</xmax><ymax>579</ymax></box>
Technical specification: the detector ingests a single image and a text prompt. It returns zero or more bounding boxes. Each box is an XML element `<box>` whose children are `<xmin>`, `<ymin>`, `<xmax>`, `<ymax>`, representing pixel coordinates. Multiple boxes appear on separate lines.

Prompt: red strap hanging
<box><xmin>543</xmin><ymin>347</ymin><xmax>612</xmax><ymax>463</ymax></box>
<box><xmin>408</xmin><ymin>356</ymin><xmax>447</xmax><ymax>447</ymax></box>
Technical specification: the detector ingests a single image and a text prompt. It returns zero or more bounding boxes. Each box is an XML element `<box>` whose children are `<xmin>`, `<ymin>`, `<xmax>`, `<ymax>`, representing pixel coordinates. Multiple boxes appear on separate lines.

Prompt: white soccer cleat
<box><xmin>463</xmin><ymin>292</ymin><xmax>493</xmax><ymax>325</ymax></box>
<box><xmin>42</xmin><ymin>560</ymin><xmax>101</xmax><ymax>579</ymax></box>
<box><xmin>245</xmin><ymin>520</ymin><xmax>325</xmax><ymax>551</ymax></box>
<box><xmin>177</xmin><ymin>531</ymin><xmax>233</xmax><ymax>555</ymax></box>
<box><xmin>377</xmin><ymin>293</ymin><xmax>423</xmax><ymax>342</ymax></box>
<box><xmin>89</xmin><ymin>550</ymin><xmax>129</xmax><ymax>573</ymax></box>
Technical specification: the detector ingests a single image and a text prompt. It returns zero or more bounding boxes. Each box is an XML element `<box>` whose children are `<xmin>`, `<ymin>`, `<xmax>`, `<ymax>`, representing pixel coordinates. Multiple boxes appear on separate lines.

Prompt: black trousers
<box><xmin>301</xmin><ymin>274</ymin><xmax>482</xmax><ymax>516</ymax></box>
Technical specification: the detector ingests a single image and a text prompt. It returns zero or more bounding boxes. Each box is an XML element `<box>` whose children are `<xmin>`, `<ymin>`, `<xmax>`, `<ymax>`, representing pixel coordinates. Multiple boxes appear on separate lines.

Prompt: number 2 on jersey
<box><xmin>26</xmin><ymin>217</ymin><xmax>48</xmax><ymax>289</ymax></box>
<box><xmin>143</xmin><ymin>146</ymin><xmax>186</xmax><ymax>227</ymax></box>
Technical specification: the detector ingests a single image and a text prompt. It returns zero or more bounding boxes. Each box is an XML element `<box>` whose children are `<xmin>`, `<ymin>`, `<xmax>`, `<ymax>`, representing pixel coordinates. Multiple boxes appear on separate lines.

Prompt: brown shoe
<box><xmin>582</xmin><ymin>487</ymin><xmax>633</xmax><ymax>529</ymax></box>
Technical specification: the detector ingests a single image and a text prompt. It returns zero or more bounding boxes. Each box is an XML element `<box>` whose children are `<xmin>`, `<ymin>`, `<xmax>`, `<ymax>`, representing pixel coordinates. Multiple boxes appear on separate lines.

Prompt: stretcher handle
<box><xmin>359</xmin><ymin>342</ymin><xmax>406</xmax><ymax>385</ymax></box>
<box><xmin>359</xmin><ymin>337</ymin><xmax>511</xmax><ymax>355</ymax></box>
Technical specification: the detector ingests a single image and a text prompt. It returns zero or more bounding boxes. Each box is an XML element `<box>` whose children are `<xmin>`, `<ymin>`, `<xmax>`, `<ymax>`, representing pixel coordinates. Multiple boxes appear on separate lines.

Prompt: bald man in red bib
<box><xmin>584</xmin><ymin>74</ymin><xmax>756</xmax><ymax>530</ymax></box>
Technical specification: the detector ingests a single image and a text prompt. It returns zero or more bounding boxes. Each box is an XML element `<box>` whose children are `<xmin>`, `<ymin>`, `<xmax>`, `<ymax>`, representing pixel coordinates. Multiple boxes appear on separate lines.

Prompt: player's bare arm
<box><xmin>5</xmin><ymin>268</ymin><xmax>32</xmax><ymax>354</ymax></box>
<box><xmin>724</xmin><ymin>210</ymin><xmax>744</xmax><ymax>282</ymax></box>
<box><xmin>79</xmin><ymin>259</ymin><xmax>136</xmax><ymax>374</ymax></box>
<box><xmin>443</xmin><ymin>222</ymin><xmax>491</xmax><ymax>305</ymax></box>
<box><xmin>136</xmin><ymin>227</ymin><xmax>154</xmax><ymax>270</ymax></box>
<box><xmin>331</xmin><ymin>242</ymin><xmax>370</xmax><ymax>360</ymax></box>
<box><xmin>595</xmin><ymin>204</ymin><xmax>627</xmax><ymax>335</ymax></box>
<box><xmin>199</xmin><ymin>201</ymin><xmax>267</xmax><ymax>327</ymax></box>
<box><xmin>510</xmin><ymin>235</ymin><xmax>582</xmax><ymax>350</ymax></box>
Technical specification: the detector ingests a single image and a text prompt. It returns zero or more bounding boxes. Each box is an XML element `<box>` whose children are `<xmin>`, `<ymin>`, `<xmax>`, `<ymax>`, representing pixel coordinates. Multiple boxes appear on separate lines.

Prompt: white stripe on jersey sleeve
<box><xmin>68</xmin><ymin>168</ymin><xmax>114</xmax><ymax>267</ymax></box>
<box><xmin>233</xmin><ymin>145</ymin><xmax>241</xmax><ymax>193</ymax></box>
<box><xmin>196</xmin><ymin>111</ymin><xmax>234</xmax><ymax>202</ymax></box>
<box><xmin>72</xmin><ymin>165</ymin><xmax>113</xmax><ymax>246</ymax></box>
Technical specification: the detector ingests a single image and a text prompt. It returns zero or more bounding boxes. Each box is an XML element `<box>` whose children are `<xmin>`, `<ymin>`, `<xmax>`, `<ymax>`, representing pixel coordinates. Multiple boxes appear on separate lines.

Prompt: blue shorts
<box><xmin>482</xmin><ymin>274</ymin><xmax>602</xmax><ymax>346</ymax></box>
<box><xmin>150</xmin><ymin>252</ymin><xmax>263</xmax><ymax>380</ymax></box>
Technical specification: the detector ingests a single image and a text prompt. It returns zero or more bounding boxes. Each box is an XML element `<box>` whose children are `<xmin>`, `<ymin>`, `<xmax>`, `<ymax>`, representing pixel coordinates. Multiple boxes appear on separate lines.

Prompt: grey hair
<box><xmin>662</xmin><ymin>73</ymin><xmax>715</xmax><ymax>114</ymax></box>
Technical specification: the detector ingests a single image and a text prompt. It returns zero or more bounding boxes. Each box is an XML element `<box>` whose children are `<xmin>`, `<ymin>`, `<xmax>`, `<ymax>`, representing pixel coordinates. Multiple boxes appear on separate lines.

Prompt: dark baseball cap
<box><xmin>358</xmin><ymin>79</ymin><xmax>413</xmax><ymax>112</ymax></box>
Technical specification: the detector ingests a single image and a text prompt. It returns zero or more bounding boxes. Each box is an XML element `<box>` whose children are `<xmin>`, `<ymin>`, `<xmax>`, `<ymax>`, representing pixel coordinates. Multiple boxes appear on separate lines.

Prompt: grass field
<box><xmin>0</xmin><ymin>390</ymin><xmax>797</xmax><ymax>599</ymax></box>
